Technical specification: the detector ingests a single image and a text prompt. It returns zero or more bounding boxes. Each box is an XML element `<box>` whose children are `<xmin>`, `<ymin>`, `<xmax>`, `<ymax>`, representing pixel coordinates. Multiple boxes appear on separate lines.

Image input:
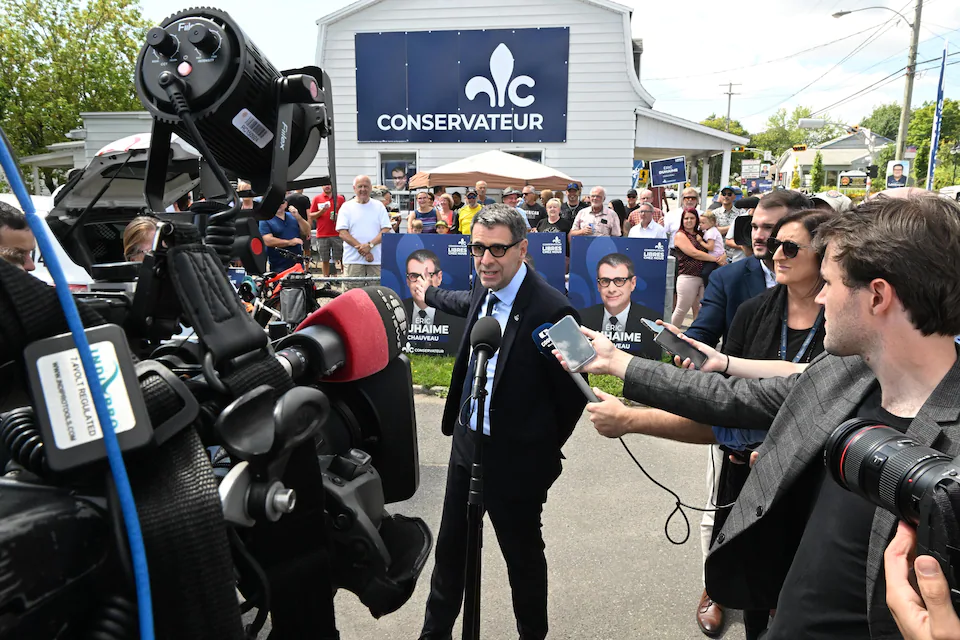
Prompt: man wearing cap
<box><xmin>714</xmin><ymin>187</ymin><xmax>746</xmax><ymax>263</ymax></box>
<box><xmin>501</xmin><ymin>188</ymin><xmax>532</xmax><ymax>229</ymax></box>
<box><xmin>453</xmin><ymin>190</ymin><xmax>484</xmax><ymax>234</ymax></box>
<box><xmin>520</xmin><ymin>185</ymin><xmax>547</xmax><ymax>229</ymax></box>
<box><xmin>475</xmin><ymin>180</ymin><xmax>496</xmax><ymax>206</ymax></box>
<box><xmin>560</xmin><ymin>183</ymin><xmax>588</xmax><ymax>222</ymax></box>
<box><xmin>570</xmin><ymin>186</ymin><xmax>621</xmax><ymax>237</ymax></box>
<box><xmin>812</xmin><ymin>190</ymin><xmax>853</xmax><ymax>212</ymax></box>
<box><xmin>623</xmin><ymin>189</ymin><xmax>665</xmax><ymax>235</ymax></box>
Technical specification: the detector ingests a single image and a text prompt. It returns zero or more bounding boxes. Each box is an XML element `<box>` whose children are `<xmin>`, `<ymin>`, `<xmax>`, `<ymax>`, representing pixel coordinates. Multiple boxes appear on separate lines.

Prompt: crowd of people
<box><xmin>4</xmin><ymin>168</ymin><xmax>960</xmax><ymax>640</ymax></box>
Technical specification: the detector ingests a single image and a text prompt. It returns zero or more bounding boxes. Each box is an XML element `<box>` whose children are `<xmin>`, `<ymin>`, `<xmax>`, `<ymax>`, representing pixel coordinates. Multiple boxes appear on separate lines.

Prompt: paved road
<box><xmin>328</xmin><ymin>395</ymin><xmax>748</xmax><ymax>640</ymax></box>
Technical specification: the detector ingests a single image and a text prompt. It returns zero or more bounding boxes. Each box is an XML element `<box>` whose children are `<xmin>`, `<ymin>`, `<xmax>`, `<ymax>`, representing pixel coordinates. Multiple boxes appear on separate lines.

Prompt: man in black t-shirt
<box><xmin>566</xmin><ymin>194</ymin><xmax>960</xmax><ymax>640</ymax></box>
<box><xmin>520</xmin><ymin>185</ymin><xmax>547</xmax><ymax>228</ymax></box>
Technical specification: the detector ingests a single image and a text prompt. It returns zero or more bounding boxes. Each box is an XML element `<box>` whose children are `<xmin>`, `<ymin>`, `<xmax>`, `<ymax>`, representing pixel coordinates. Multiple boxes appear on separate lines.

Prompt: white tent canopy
<box><xmin>408</xmin><ymin>150</ymin><xmax>580</xmax><ymax>191</ymax></box>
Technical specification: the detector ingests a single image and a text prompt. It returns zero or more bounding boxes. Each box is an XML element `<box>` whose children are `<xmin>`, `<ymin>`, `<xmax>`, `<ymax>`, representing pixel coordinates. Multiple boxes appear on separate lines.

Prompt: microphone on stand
<box><xmin>469</xmin><ymin>316</ymin><xmax>502</xmax><ymax>400</ymax></box>
<box><xmin>531</xmin><ymin>322</ymin><xmax>599</xmax><ymax>402</ymax></box>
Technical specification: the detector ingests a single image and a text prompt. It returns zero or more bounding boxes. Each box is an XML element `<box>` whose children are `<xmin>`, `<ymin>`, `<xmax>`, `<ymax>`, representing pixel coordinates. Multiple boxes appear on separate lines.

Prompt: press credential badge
<box><xmin>36</xmin><ymin>341</ymin><xmax>136</xmax><ymax>450</ymax></box>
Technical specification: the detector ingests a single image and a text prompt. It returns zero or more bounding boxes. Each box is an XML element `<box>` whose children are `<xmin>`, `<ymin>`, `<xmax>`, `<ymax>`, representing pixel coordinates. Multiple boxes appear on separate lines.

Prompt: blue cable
<box><xmin>0</xmin><ymin>131</ymin><xmax>155</xmax><ymax>640</ymax></box>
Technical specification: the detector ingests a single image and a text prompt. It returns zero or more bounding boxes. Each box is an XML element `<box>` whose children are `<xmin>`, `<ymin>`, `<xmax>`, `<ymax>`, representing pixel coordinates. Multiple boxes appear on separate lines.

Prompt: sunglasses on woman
<box><xmin>766</xmin><ymin>237</ymin><xmax>810</xmax><ymax>259</ymax></box>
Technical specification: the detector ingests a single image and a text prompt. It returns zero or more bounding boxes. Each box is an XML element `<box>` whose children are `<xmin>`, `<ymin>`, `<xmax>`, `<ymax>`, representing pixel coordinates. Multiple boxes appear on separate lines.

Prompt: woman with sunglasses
<box><xmin>671</xmin><ymin>209</ymin><xmax>726</xmax><ymax>327</ymax></box>
<box><xmin>669</xmin><ymin>209</ymin><xmax>833</xmax><ymax>640</ymax></box>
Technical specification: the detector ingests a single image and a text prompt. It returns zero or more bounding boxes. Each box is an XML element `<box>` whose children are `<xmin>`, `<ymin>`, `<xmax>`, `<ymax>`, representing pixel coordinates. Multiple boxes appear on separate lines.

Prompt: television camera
<box><xmin>0</xmin><ymin>7</ymin><xmax>430</xmax><ymax>640</ymax></box>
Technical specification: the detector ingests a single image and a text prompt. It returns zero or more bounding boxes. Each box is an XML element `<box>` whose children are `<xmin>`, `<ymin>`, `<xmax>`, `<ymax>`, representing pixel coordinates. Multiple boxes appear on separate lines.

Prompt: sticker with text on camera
<box><xmin>35</xmin><ymin>340</ymin><xmax>136</xmax><ymax>450</ymax></box>
<box><xmin>232</xmin><ymin>108</ymin><xmax>274</xmax><ymax>149</ymax></box>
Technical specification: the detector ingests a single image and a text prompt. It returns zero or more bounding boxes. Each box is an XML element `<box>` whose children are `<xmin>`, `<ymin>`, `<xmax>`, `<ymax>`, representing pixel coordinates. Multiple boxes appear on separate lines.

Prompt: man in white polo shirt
<box><xmin>336</xmin><ymin>175</ymin><xmax>392</xmax><ymax>289</ymax></box>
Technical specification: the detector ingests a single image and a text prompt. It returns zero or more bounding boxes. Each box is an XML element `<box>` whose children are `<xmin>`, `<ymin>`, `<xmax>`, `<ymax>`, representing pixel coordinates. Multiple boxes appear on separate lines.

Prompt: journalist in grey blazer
<box><xmin>621</xmin><ymin>350</ymin><xmax>960</xmax><ymax>639</ymax></box>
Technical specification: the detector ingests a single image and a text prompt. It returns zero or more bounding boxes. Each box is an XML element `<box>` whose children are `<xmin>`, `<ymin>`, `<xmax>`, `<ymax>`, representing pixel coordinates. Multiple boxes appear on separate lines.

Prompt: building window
<box><xmin>503</xmin><ymin>149</ymin><xmax>543</xmax><ymax>163</ymax></box>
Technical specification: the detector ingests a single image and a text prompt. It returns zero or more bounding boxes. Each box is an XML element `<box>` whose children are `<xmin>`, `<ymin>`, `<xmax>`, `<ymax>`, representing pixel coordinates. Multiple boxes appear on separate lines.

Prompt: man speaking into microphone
<box><xmin>410</xmin><ymin>204</ymin><xmax>587</xmax><ymax>640</ymax></box>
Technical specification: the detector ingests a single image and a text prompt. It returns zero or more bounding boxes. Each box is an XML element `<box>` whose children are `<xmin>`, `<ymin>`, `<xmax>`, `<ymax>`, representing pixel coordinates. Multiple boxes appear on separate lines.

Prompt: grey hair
<box><xmin>590</xmin><ymin>185</ymin><xmax>606</xmax><ymax>199</ymax></box>
<box><xmin>638</xmin><ymin>203</ymin><xmax>654</xmax><ymax>212</ymax></box>
<box><xmin>471</xmin><ymin>203</ymin><xmax>528</xmax><ymax>243</ymax></box>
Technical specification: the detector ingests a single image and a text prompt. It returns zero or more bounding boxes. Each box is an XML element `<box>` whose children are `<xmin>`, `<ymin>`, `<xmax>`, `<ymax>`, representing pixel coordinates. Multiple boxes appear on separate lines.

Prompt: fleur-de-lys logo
<box><xmin>465</xmin><ymin>43</ymin><xmax>535</xmax><ymax>108</ymax></box>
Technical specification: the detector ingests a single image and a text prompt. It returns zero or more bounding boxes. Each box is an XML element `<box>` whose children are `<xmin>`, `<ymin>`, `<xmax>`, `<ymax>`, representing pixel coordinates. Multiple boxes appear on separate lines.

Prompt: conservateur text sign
<box><xmin>355</xmin><ymin>28</ymin><xmax>569</xmax><ymax>143</ymax></box>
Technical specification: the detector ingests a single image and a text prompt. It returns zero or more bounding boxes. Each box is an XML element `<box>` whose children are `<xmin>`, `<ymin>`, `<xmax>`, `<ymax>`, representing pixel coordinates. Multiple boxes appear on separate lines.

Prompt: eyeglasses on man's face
<box><xmin>467</xmin><ymin>240</ymin><xmax>521</xmax><ymax>258</ymax></box>
<box><xmin>597</xmin><ymin>277</ymin><xmax>631</xmax><ymax>288</ymax></box>
<box><xmin>406</xmin><ymin>270</ymin><xmax>438</xmax><ymax>282</ymax></box>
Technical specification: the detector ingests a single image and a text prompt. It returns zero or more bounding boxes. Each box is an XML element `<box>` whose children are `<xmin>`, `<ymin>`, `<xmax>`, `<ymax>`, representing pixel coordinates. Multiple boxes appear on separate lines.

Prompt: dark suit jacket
<box><xmin>622</xmin><ymin>351</ymin><xmax>960</xmax><ymax>639</ymax></box>
<box><xmin>425</xmin><ymin>269</ymin><xmax>588</xmax><ymax>501</ymax></box>
<box><xmin>684</xmin><ymin>257</ymin><xmax>767</xmax><ymax>348</ymax></box>
<box><xmin>580</xmin><ymin>302</ymin><xmax>661</xmax><ymax>360</ymax></box>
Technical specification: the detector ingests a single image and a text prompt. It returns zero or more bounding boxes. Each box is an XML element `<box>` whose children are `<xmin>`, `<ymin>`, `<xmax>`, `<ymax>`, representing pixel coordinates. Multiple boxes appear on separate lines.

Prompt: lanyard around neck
<box><xmin>780</xmin><ymin>304</ymin><xmax>824</xmax><ymax>363</ymax></box>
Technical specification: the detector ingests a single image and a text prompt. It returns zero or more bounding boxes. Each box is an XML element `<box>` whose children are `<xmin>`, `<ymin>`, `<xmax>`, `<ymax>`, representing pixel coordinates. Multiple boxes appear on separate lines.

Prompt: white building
<box><xmin>308</xmin><ymin>0</ymin><xmax>747</xmax><ymax>211</ymax></box>
<box><xmin>776</xmin><ymin>130</ymin><xmax>894</xmax><ymax>191</ymax></box>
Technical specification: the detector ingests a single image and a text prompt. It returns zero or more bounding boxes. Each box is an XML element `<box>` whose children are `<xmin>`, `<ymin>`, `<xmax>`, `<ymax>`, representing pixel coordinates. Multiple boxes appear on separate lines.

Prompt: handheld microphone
<box><xmin>532</xmin><ymin>323</ymin><xmax>599</xmax><ymax>402</ymax></box>
<box><xmin>275</xmin><ymin>286</ymin><xmax>407</xmax><ymax>383</ymax></box>
<box><xmin>469</xmin><ymin>316</ymin><xmax>502</xmax><ymax>399</ymax></box>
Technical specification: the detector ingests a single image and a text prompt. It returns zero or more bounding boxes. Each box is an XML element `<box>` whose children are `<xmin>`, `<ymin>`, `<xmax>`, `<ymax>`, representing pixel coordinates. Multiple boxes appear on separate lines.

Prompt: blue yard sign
<box><xmin>649</xmin><ymin>156</ymin><xmax>687</xmax><ymax>187</ymax></box>
<box><xmin>356</xmin><ymin>28</ymin><xmax>570</xmax><ymax>143</ymax></box>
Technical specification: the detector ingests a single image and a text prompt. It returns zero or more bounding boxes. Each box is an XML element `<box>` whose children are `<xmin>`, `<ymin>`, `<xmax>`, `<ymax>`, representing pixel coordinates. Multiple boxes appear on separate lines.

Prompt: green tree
<box><xmin>810</xmin><ymin>150</ymin><xmax>824</xmax><ymax>193</ymax></box>
<box><xmin>906</xmin><ymin>99</ymin><xmax>960</xmax><ymax>186</ymax></box>
<box><xmin>700</xmin><ymin>114</ymin><xmax>751</xmax><ymax>187</ymax></box>
<box><xmin>751</xmin><ymin>106</ymin><xmax>844</xmax><ymax>158</ymax></box>
<box><xmin>0</xmin><ymin>0</ymin><xmax>148</xmax><ymax>192</ymax></box>
<box><xmin>859</xmin><ymin>103</ymin><xmax>902</xmax><ymax>141</ymax></box>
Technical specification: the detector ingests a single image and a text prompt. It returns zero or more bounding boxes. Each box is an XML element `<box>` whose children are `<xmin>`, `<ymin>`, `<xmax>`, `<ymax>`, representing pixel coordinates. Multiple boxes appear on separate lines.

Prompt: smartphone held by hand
<box><xmin>640</xmin><ymin>318</ymin><xmax>708</xmax><ymax>369</ymax></box>
<box><xmin>547</xmin><ymin>315</ymin><xmax>597</xmax><ymax>372</ymax></box>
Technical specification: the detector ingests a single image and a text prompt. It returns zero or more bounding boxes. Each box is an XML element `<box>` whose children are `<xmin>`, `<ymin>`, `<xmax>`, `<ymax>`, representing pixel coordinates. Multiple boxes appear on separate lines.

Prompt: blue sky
<box><xmin>138</xmin><ymin>0</ymin><xmax>959</xmax><ymax>135</ymax></box>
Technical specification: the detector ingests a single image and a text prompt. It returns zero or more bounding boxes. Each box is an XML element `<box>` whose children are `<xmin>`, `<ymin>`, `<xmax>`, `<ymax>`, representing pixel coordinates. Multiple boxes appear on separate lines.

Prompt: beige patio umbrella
<box><xmin>408</xmin><ymin>150</ymin><xmax>581</xmax><ymax>192</ymax></box>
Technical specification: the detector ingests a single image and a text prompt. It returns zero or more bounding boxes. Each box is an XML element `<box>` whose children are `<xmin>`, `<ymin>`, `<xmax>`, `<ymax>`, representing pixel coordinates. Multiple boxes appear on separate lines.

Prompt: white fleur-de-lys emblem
<box><xmin>465</xmin><ymin>43</ymin><xmax>535</xmax><ymax>108</ymax></box>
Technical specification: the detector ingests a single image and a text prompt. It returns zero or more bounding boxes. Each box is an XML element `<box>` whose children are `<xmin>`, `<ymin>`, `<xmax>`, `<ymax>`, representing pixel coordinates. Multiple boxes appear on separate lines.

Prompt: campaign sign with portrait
<box><xmin>886</xmin><ymin>160</ymin><xmax>910</xmax><ymax>189</ymax></box>
<box><xmin>524</xmin><ymin>232</ymin><xmax>567</xmax><ymax>294</ymax></box>
<box><xmin>381</xmin><ymin>234</ymin><xmax>471</xmax><ymax>355</ymax></box>
<box><xmin>568</xmin><ymin>237</ymin><xmax>667</xmax><ymax>359</ymax></box>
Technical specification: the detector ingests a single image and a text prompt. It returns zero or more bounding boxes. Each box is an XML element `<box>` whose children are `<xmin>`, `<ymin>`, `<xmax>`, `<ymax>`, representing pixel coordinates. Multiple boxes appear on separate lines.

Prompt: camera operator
<box><xmin>558</xmin><ymin>194</ymin><xmax>960</xmax><ymax>638</ymax></box>
<box><xmin>0</xmin><ymin>202</ymin><xmax>36</xmax><ymax>271</ymax></box>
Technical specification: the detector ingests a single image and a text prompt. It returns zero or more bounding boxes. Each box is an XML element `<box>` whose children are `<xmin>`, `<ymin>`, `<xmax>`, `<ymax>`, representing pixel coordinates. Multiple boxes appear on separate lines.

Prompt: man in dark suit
<box><xmin>410</xmin><ymin>204</ymin><xmax>587</xmax><ymax>640</ymax></box>
<box><xmin>570</xmin><ymin>194</ymin><xmax>960</xmax><ymax>640</ymax></box>
<box><xmin>580</xmin><ymin>253</ymin><xmax>661</xmax><ymax>360</ymax></box>
<box><xmin>402</xmin><ymin>249</ymin><xmax>465</xmax><ymax>355</ymax></box>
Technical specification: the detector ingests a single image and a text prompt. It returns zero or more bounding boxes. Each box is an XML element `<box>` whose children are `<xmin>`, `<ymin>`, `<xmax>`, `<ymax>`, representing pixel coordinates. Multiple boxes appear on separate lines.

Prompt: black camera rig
<box><xmin>0</xmin><ymin>7</ymin><xmax>430</xmax><ymax>640</ymax></box>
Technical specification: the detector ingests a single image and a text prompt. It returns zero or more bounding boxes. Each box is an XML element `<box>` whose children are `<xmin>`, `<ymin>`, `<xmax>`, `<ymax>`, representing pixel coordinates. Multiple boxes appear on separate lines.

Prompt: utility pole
<box><xmin>720</xmin><ymin>82</ymin><xmax>741</xmax><ymax>132</ymax></box>
<box><xmin>895</xmin><ymin>0</ymin><xmax>923</xmax><ymax>161</ymax></box>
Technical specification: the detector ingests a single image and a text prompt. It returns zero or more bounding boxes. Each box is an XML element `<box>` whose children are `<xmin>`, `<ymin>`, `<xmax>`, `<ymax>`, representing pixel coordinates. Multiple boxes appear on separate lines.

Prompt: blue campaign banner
<box><xmin>632</xmin><ymin>160</ymin><xmax>644</xmax><ymax>188</ymax></box>
<box><xmin>568</xmin><ymin>237</ymin><xmax>667</xmax><ymax>359</ymax></box>
<box><xmin>381</xmin><ymin>234</ymin><xmax>471</xmax><ymax>355</ymax></box>
<box><xmin>355</xmin><ymin>28</ymin><xmax>569</xmax><ymax>143</ymax></box>
<box><xmin>525</xmin><ymin>233</ymin><xmax>566</xmax><ymax>293</ymax></box>
<box><xmin>650</xmin><ymin>156</ymin><xmax>687</xmax><ymax>188</ymax></box>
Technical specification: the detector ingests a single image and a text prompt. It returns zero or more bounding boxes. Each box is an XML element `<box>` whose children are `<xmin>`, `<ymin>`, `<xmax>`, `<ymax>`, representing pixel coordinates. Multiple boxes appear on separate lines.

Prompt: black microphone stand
<box><xmin>462</xmin><ymin>343</ymin><xmax>493</xmax><ymax>640</ymax></box>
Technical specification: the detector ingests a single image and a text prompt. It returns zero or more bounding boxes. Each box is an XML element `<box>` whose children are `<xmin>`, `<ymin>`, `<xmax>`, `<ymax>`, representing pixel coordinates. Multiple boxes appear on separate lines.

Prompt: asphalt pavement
<box><xmin>327</xmin><ymin>394</ymin><xmax>748</xmax><ymax>640</ymax></box>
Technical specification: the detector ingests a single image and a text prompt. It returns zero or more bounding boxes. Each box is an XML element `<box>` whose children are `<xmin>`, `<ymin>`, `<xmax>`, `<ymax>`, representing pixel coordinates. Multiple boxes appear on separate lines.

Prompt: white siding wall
<box><xmin>81</xmin><ymin>113</ymin><xmax>154</xmax><ymax>162</ymax></box>
<box><xmin>306</xmin><ymin>0</ymin><xmax>648</xmax><ymax>199</ymax></box>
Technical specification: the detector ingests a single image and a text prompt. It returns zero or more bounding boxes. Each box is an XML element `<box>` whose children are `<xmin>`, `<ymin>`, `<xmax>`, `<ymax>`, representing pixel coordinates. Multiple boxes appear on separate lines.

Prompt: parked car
<box><xmin>47</xmin><ymin>133</ymin><xmax>200</xmax><ymax>272</ymax></box>
<box><xmin>940</xmin><ymin>185</ymin><xmax>960</xmax><ymax>202</ymax></box>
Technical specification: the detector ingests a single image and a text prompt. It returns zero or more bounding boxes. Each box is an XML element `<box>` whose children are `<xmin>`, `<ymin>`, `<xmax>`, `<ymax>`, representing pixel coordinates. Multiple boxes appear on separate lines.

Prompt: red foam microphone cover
<box><xmin>295</xmin><ymin>285</ymin><xmax>407</xmax><ymax>381</ymax></box>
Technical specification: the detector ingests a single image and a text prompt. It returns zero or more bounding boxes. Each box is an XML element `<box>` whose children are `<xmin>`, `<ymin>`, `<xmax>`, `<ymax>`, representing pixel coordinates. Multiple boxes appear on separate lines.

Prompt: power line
<box><xmin>643</xmin><ymin>22</ymin><xmax>891</xmax><ymax>81</ymax></box>
<box><xmin>741</xmin><ymin>17</ymin><xmax>899</xmax><ymax>118</ymax></box>
<box><xmin>808</xmin><ymin>52</ymin><xmax>959</xmax><ymax>116</ymax></box>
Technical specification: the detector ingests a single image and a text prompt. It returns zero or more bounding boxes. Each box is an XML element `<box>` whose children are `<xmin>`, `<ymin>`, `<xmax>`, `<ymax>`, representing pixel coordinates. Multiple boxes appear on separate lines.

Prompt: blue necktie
<box><xmin>459</xmin><ymin>292</ymin><xmax>499</xmax><ymax>427</ymax></box>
